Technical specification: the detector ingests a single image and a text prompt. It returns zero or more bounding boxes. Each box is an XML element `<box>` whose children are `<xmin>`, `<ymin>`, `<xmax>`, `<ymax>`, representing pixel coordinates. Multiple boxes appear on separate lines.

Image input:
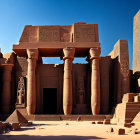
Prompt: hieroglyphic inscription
<box><xmin>74</xmin><ymin>24</ymin><xmax>96</xmax><ymax>42</ymax></box>
<box><xmin>39</xmin><ymin>26</ymin><xmax>60</xmax><ymax>42</ymax></box>
<box><xmin>15</xmin><ymin>57</ymin><xmax>28</xmax><ymax>79</ymax></box>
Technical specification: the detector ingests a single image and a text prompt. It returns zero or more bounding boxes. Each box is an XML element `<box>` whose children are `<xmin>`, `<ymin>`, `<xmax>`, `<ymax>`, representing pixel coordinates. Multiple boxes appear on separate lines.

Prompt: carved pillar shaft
<box><xmin>63</xmin><ymin>48</ymin><xmax>75</xmax><ymax>115</ymax></box>
<box><xmin>27</xmin><ymin>49</ymin><xmax>38</xmax><ymax>115</ymax></box>
<box><xmin>90</xmin><ymin>47</ymin><xmax>101</xmax><ymax>115</ymax></box>
<box><xmin>1</xmin><ymin>64</ymin><xmax>13</xmax><ymax>114</ymax></box>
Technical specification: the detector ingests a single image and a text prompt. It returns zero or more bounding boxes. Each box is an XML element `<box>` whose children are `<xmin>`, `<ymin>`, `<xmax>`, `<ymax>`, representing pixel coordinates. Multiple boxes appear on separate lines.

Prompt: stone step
<box><xmin>33</xmin><ymin>115</ymin><xmax>113</xmax><ymax>121</ymax></box>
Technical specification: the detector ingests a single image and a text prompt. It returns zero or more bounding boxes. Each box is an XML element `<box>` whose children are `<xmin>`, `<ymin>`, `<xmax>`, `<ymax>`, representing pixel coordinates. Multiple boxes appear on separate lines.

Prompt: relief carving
<box><xmin>16</xmin><ymin>76</ymin><xmax>26</xmax><ymax>108</ymax></box>
<box><xmin>74</xmin><ymin>25</ymin><xmax>96</xmax><ymax>42</ymax></box>
<box><xmin>39</xmin><ymin>26</ymin><xmax>60</xmax><ymax>42</ymax></box>
<box><xmin>77</xmin><ymin>77</ymin><xmax>85</xmax><ymax>104</ymax></box>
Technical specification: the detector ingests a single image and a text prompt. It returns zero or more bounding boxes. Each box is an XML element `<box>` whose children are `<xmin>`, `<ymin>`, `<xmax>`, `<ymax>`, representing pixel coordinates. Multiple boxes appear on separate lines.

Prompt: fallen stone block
<box><xmin>104</xmin><ymin>119</ymin><xmax>111</xmax><ymax>124</ymax></box>
<box><xmin>114</xmin><ymin>128</ymin><xmax>125</xmax><ymax>135</ymax></box>
<box><xmin>2</xmin><ymin>122</ymin><xmax>10</xmax><ymax>129</ymax></box>
<box><xmin>11</xmin><ymin>123</ymin><xmax>20</xmax><ymax>131</ymax></box>
<box><xmin>108</xmin><ymin>127</ymin><xmax>114</xmax><ymax>132</ymax></box>
<box><xmin>134</xmin><ymin>95</ymin><xmax>140</xmax><ymax>102</ymax></box>
<box><xmin>20</xmin><ymin>121</ymin><xmax>33</xmax><ymax>126</ymax></box>
<box><xmin>124</xmin><ymin>123</ymin><xmax>132</xmax><ymax>128</ymax></box>
<box><xmin>28</xmin><ymin>121</ymin><xmax>33</xmax><ymax>126</ymax></box>
<box><xmin>97</xmin><ymin>121</ymin><xmax>103</xmax><ymax>124</ymax></box>
<box><xmin>91</xmin><ymin>122</ymin><xmax>96</xmax><ymax>124</ymax></box>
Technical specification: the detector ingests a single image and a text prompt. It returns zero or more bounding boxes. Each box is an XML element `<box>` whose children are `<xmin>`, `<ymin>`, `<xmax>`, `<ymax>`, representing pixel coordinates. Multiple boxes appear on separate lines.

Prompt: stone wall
<box><xmin>133</xmin><ymin>10</ymin><xmax>140</xmax><ymax>92</ymax></box>
<box><xmin>109</xmin><ymin>39</ymin><xmax>130</xmax><ymax>106</ymax></box>
<box><xmin>100</xmin><ymin>56</ymin><xmax>112</xmax><ymax>114</ymax></box>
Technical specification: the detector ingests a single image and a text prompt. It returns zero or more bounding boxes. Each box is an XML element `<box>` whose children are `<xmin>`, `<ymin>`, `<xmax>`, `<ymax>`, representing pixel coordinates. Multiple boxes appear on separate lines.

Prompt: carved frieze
<box><xmin>39</xmin><ymin>26</ymin><xmax>60</xmax><ymax>42</ymax></box>
<box><xmin>74</xmin><ymin>24</ymin><xmax>96</xmax><ymax>42</ymax></box>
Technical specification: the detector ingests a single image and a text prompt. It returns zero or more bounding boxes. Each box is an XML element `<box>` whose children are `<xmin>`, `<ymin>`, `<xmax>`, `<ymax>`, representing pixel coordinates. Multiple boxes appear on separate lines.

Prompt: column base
<box><xmin>63</xmin><ymin>105</ymin><xmax>72</xmax><ymax>115</ymax></box>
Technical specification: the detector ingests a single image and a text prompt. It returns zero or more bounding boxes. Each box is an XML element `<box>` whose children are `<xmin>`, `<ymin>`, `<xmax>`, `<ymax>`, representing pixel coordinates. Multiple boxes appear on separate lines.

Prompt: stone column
<box><xmin>63</xmin><ymin>47</ymin><xmax>75</xmax><ymax>115</ymax></box>
<box><xmin>90</xmin><ymin>47</ymin><xmax>101</xmax><ymax>115</ymax></box>
<box><xmin>1</xmin><ymin>64</ymin><xmax>13</xmax><ymax>114</ymax></box>
<box><xmin>27</xmin><ymin>49</ymin><xmax>38</xmax><ymax>115</ymax></box>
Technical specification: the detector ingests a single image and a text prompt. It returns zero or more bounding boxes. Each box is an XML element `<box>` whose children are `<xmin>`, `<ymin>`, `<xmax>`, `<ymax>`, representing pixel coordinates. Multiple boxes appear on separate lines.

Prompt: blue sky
<box><xmin>0</xmin><ymin>0</ymin><xmax>140</xmax><ymax>68</ymax></box>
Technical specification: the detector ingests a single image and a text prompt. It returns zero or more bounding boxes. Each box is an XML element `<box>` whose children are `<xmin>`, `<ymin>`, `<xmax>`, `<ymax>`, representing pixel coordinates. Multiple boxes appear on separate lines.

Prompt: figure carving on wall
<box><xmin>16</xmin><ymin>76</ymin><xmax>26</xmax><ymax>107</ymax></box>
<box><xmin>17</xmin><ymin>88</ymin><xmax>24</xmax><ymax>104</ymax></box>
<box><xmin>77</xmin><ymin>77</ymin><xmax>85</xmax><ymax>104</ymax></box>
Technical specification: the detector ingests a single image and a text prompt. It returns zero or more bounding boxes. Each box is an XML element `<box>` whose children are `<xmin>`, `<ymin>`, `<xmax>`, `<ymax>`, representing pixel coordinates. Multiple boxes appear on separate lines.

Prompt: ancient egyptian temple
<box><xmin>0</xmin><ymin>11</ymin><xmax>140</xmax><ymax>122</ymax></box>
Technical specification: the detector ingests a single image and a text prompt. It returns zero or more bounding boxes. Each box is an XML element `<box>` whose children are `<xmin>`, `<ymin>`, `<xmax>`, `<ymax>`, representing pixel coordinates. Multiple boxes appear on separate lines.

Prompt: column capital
<box><xmin>0</xmin><ymin>64</ymin><xmax>14</xmax><ymax>71</ymax></box>
<box><xmin>89</xmin><ymin>47</ymin><xmax>101</xmax><ymax>60</ymax></box>
<box><xmin>27</xmin><ymin>49</ymin><xmax>38</xmax><ymax>60</ymax></box>
<box><xmin>63</xmin><ymin>47</ymin><xmax>75</xmax><ymax>60</ymax></box>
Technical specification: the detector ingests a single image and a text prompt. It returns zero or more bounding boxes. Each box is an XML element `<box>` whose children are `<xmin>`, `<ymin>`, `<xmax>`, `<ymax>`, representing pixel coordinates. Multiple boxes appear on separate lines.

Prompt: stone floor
<box><xmin>0</xmin><ymin>121</ymin><xmax>140</xmax><ymax>140</ymax></box>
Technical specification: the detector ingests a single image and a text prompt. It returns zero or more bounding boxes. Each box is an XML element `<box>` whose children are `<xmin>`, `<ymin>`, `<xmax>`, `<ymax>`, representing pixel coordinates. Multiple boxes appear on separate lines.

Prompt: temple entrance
<box><xmin>43</xmin><ymin>88</ymin><xmax>57</xmax><ymax>114</ymax></box>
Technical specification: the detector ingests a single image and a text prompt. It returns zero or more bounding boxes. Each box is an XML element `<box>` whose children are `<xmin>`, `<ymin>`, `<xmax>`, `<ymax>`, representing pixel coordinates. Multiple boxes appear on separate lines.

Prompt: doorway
<box><xmin>43</xmin><ymin>88</ymin><xmax>57</xmax><ymax>114</ymax></box>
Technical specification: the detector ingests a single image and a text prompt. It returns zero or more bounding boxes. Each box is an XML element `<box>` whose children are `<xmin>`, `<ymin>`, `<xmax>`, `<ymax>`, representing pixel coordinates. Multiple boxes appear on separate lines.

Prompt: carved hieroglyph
<box><xmin>39</xmin><ymin>26</ymin><xmax>60</xmax><ymax>42</ymax></box>
<box><xmin>73</xmin><ymin>24</ymin><xmax>98</xmax><ymax>42</ymax></box>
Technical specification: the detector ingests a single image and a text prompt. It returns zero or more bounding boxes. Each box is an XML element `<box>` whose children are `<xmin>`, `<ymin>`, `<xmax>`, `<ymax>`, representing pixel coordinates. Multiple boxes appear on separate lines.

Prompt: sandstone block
<box><xmin>107</xmin><ymin>127</ymin><xmax>114</xmax><ymax>133</ymax></box>
<box><xmin>92</xmin><ymin>122</ymin><xmax>96</xmax><ymax>124</ymax></box>
<box><xmin>104</xmin><ymin>119</ymin><xmax>110</xmax><ymax>124</ymax></box>
<box><xmin>124</xmin><ymin>123</ymin><xmax>132</xmax><ymax>128</ymax></box>
<box><xmin>2</xmin><ymin>122</ymin><xmax>10</xmax><ymax>129</ymax></box>
<box><xmin>11</xmin><ymin>123</ymin><xmax>20</xmax><ymax>131</ymax></box>
<box><xmin>134</xmin><ymin>95</ymin><xmax>140</xmax><ymax>102</ymax></box>
<box><xmin>28</xmin><ymin>121</ymin><xmax>32</xmax><ymax>126</ymax></box>
<box><xmin>97</xmin><ymin>121</ymin><xmax>103</xmax><ymax>124</ymax></box>
<box><xmin>115</xmin><ymin>128</ymin><xmax>125</xmax><ymax>135</ymax></box>
<box><xmin>122</xmin><ymin>93</ymin><xmax>136</xmax><ymax>103</ymax></box>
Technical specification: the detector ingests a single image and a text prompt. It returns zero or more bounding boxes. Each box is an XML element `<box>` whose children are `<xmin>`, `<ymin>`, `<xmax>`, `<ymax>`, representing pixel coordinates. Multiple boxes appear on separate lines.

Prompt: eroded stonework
<box><xmin>0</xmin><ymin>15</ymin><xmax>140</xmax><ymax>124</ymax></box>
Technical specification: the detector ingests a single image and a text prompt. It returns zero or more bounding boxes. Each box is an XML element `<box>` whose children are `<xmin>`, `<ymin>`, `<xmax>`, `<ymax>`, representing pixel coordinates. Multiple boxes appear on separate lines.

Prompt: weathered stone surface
<box><xmin>108</xmin><ymin>39</ymin><xmax>130</xmax><ymax>104</ymax></box>
<box><xmin>6</xmin><ymin>110</ymin><xmax>28</xmax><ymax>123</ymax></box>
<box><xmin>104</xmin><ymin>119</ymin><xmax>111</xmax><ymax>124</ymax></box>
<box><xmin>132</xmin><ymin>111</ymin><xmax>140</xmax><ymax>126</ymax></box>
<box><xmin>92</xmin><ymin>121</ymin><xmax>96</xmax><ymax>124</ymax></box>
<box><xmin>122</xmin><ymin>93</ymin><xmax>137</xmax><ymax>103</ymax></box>
<box><xmin>134</xmin><ymin>94</ymin><xmax>140</xmax><ymax>102</ymax></box>
<box><xmin>11</xmin><ymin>123</ymin><xmax>20</xmax><ymax>131</ymax></box>
<box><xmin>90</xmin><ymin>47</ymin><xmax>101</xmax><ymax>115</ymax></box>
<box><xmin>124</xmin><ymin>123</ymin><xmax>132</xmax><ymax>128</ymax></box>
<box><xmin>112</xmin><ymin>93</ymin><xmax>140</xmax><ymax>124</ymax></box>
<box><xmin>27</xmin><ymin>49</ymin><xmax>38</xmax><ymax>115</ymax></box>
<box><xmin>100</xmin><ymin>56</ymin><xmax>112</xmax><ymax>114</ymax></box>
<box><xmin>116</xmin><ymin>128</ymin><xmax>125</xmax><ymax>135</ymax></box>
<box><xmin>97</xmin><ymin>121</ymin><xmax>103</xmax><ymax>124</ymax></box>
<box><xmin>133</xmin><ymin>10</ymin><xmax>140</xmax><ymax>92</ymax></box>
<box><xmin>63</xmin><ymin>48</ymin><xmax>75</xmax><ymax>115</ymax></box>
<box><xmin>72</xmin><ymin>23</ymin><xmax>98</xmax><ymax>42</ymax></box>
<box><xmin>1</xmin><ymin>64</ymin><xmax>13</xmax><ymax>114</ymax></box>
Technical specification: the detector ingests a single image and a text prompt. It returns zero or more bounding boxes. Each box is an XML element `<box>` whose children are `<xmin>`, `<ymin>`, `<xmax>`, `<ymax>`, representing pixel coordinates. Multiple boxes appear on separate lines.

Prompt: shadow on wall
<box><xmin>133</xmin><ymin>71</ymin><xmax>140</xmax><ymax>93</ymax></box>
<box><xmin>0</xmin><ymin>135</ymin><xmax>105</xmax><ymax>140</ymax></box>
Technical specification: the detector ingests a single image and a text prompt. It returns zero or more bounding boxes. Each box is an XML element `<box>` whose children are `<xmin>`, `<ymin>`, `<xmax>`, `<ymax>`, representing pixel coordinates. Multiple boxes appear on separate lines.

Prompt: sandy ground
<box><xmin>0</xmin><ymin>121</ymin><xmax>140</xmax><ymax>140</ymax></box>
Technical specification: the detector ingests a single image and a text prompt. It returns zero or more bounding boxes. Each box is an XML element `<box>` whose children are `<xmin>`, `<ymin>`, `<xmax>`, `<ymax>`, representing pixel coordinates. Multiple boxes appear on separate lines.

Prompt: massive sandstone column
<box><xmin>90</xmin><ymin>47</ymin><xmax>101</xmax><ymax>115</ymax></box>
<box><xmin>27</xmin><ymin>49</ymin><xmax>38</xmax><ymax>115</ymax></box>
<box><xmin>1</xmin><ymin>64</ymin><xmax>13</xmax><ymax>114</ymax></box>
<box><xmin>63</xmin><ymin>47</ymin><xmax>75</xmax><ymax>115</ymax></box>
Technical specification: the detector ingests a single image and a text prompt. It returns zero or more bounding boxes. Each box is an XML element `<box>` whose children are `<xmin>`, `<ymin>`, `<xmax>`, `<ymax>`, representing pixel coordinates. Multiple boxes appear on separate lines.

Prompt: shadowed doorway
<box><xmin>43</xmin><ymin>88</ymin><xmax>57</xmax><ymax>114</ymax></box>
